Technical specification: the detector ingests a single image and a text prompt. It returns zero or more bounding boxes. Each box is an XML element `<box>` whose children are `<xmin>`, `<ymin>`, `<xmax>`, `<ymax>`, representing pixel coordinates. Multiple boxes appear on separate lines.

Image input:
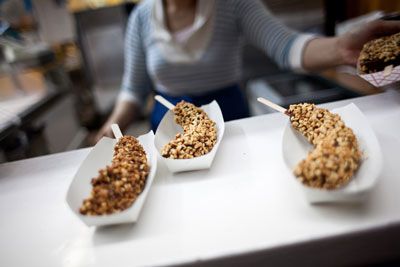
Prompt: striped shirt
<box><xmin>120</xmin><ymin>0</ymin><xmax>314</xmax><ymax>108</ymax></box>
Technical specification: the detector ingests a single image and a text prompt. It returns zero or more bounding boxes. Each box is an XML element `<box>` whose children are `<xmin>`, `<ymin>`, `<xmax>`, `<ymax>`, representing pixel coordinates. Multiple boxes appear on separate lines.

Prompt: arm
<box><xmin>233</xmin><ymin>0</ymin><xmax>298</xmax><ymax>69</ymax></box>
<box><xmin>95</xmin><ymin>7</ymin><xmax>151</xmax><ymax>142</ymax></box>
<box><xmin>302</xmin><ymin>20</ymin><xmax>400</xmax><ymax>71</ymax></box>
<box><xmin>234</xmin><ymin>1</ymin><xmax>400</xmax><ymax>72</ymax></box>
<box><xmin>95</xmin><ymin>100</ymin><xmax>141</xmax><ymax>140</ymax></box>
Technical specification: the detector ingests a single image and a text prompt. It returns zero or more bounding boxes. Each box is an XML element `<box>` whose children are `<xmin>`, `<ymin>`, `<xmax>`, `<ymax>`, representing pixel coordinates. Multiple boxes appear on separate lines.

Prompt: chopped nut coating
<box><xmin>79</xmin><ymin>136</ymin><xmax>149</xmax><ymax>215</ymax></box>
<box><xmin>288</xmin><ymin>103</ymin><xmax>362</xmax><ymax>190</ymax></box>
<box><xmin>358</xmin><ymin>32</ymin><xmax>400</xmax><ymax>74</ymax></box>
<box><xmin>162</xmin><ymin>101</ymin><xmax>217</xmax><ymax>159</ymax></box>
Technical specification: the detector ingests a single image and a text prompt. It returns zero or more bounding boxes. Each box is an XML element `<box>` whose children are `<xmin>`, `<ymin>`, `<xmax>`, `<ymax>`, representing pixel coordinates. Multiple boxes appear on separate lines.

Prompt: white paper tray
<box><xmin>66</xmin><ymin>131</ymin><xmax>157</xmax><ymax>226</ymax></box>
<box><xmin>154</xmin><ymin>100</ymin><xmax>225</xmax><ymax>173</ymax></box>
<box><xmin>359</xmin><ymin>65</ymin><xmax>400</xmax><ymax>87</ymax></box>
<box><xmin>282</xmin><ymin>103</ymin><xmax>383</xmax><ymax>203</ymax></box>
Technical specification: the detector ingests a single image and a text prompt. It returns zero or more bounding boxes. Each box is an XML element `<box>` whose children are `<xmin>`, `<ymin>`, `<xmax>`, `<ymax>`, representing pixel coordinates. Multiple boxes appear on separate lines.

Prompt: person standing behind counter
<box><xmin>95</xmin><ymin>0</ymin><xmax>400</xmax><ymax>140</ymax></box>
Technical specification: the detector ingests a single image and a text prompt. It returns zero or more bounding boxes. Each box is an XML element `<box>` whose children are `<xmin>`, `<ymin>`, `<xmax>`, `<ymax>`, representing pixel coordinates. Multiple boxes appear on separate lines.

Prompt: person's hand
<box><xmin>94</xmin><ymin>122</ymin><xmax>115</xmax><ymax>143</ymax></box>
<box><xmin>336</xmin><ymin>19</ymin><xmax>400</xmax><ymax>66</ymax></box>
<box><xmin>91</xmin><ymin>100</ymin><xmax>140</xmax><ymax>145</ymax></box>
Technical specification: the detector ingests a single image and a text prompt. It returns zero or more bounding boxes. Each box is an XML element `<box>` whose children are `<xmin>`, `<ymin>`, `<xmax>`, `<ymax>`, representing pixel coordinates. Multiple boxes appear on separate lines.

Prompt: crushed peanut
<box><xmin>79</xmin><ymin>136</ymin><xmax>150</xmax><ymax>215</ymax></box>
<box><xmin>288</xmin><ymin>103</ymin><xmax>362</xmax><ymax>190</ymax></box>
<box><xmin>358</xmin><ymin>32</ymin><xmax>400</xmax><ymax>74</ymax></box>
<box><xmin>162</xmin><ymin>101</ymin><xmax>217</xmax><ymax>159</ymax></box>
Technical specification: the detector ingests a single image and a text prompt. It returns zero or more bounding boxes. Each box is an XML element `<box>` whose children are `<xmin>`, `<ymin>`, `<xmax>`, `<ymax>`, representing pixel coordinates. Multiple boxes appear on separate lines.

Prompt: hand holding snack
<box><xmin>358</xmin><ymin>32</ymin><xmax>400</xmax><ymax>74</ymax></box>
<box><xmin>336</xmin><ymin>19</ymin><xmax>400</xmax><ymax>66</ymax></box>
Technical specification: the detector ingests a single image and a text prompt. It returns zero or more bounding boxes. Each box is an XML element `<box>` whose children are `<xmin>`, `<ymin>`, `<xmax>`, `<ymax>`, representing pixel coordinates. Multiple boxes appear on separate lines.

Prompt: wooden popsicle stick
<box><xmin>111</xmin><ymin>123</ymin><xmax>123</xmax><ymax>139</ymax></box>
<box><xmin>383</xmin><ymin>64</ymin><xmax>393</xmax><ymax>77</ymax></box>
<box><xmin>155</xmin><ymin>95</ymin><xmax>175</xmax><ymax>110</ymax></box>
<box><xmin>257</xmin><ymin>97</ymin><xmax>289</xmax><ymax>115</ymax></box>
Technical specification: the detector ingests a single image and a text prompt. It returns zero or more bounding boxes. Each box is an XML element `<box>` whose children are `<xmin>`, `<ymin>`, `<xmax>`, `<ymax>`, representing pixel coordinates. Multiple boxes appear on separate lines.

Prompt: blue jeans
<box><xmin>151</xmin><ymin>84</ymin><xmax>249</xmax><ymax>132</ymax></box>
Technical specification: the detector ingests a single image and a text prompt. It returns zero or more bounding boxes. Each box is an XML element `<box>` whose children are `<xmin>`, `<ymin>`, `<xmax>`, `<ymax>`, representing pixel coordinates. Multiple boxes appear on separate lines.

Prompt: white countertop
<box><xmin>1</xmin><ymin>91</ymin><xmax>400</xmax><ymax>267</ymax></box>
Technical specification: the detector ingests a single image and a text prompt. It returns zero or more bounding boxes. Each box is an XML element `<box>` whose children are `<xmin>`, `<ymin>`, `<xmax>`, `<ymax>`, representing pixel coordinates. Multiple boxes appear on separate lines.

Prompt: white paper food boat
<box><xmin>154</xmin><ymin>100</ymin><xmax>225</xmax><ymax>173</ymax></box>
<box><xmin>282</xmin><ymin>103</ymin><xmax>383</xmax><ymax>203</ymax></box>
<box><xmin>66</xmin><ymin>131</ymin><xmax>157</xmax><ymax>226</ymax></box>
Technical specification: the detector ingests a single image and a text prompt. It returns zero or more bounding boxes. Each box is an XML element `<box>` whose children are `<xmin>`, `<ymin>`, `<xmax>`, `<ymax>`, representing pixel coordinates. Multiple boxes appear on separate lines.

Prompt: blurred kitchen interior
<box><xmin>0</xmin><ymin>0</ymin><xmax>399</xmax><ymax>163</ymax></box>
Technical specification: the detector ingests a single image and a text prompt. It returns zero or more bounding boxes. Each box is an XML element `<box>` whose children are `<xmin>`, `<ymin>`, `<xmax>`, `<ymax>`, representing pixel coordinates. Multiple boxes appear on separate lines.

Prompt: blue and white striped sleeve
<box><xmin>233</xmin><ymin>0</ymin><xmax>315</xmax><ymax>71</ymax></box>
<box><xmin>118</xmin><ymin>7</ymin><xmax>151</xmax><ymax>110</ymax></box>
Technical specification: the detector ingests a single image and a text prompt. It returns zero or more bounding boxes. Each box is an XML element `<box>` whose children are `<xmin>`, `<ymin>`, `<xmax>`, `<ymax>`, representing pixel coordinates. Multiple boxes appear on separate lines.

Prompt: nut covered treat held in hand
<box><xmin>79</xmin><ymin>136</ymin><xmax>149</xmax><ymax>216</ymax></box>
<box><xmin>358</xmin><ymin>32</ymin><xmax>400</xmax><ymax>74</ymax></box>
<box><xmin>288</xmin><ymin>103</ymin><xmax>362</xmax><ymax>190</ymax></box>
<box><xmin>162</xmin><ymin>101</ymin><xmax>217</xmax><ymax>159</ymax></box>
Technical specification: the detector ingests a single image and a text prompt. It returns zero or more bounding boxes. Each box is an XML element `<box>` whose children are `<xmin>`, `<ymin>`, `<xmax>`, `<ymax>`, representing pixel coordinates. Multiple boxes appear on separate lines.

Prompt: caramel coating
<box><xmin>162</xmin><ymin>101</ymin><xmax>217</xmax><ymax>159</ymax></box>
<box><xmin>79</xmin><ymin>136</ymin><xmax>149</xmax><ymax>215</ymax></box>
<box><xmin>288</xmin><ymin>103</ymin><xmax>362</xmax><ymax>190</ymax></box>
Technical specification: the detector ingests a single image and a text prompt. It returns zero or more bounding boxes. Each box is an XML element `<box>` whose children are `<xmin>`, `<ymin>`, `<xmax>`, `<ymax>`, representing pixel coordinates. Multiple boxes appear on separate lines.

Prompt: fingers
<box><xmin>94</xmin><ymin>132</ymin><xmax>103</xmax><ymax>143</ymax></box>
<box><xmin>94</xmin><ymin>125</ymin><xmax>114</xmax><ymax>143</ymax></box>
<box><xmin>93</xmin><ymin>132</ymin><xmax>103</xmax><ymax>144</ymax></box>
<box><xmin>367</xmin><ymin>19</ymin><xmax>400</xmax><ymax>37</ymax></box>
<box><xmin>86</xmin><ymin>132</ymin><xmax>98</xmax><ymax>147</ymax></box>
